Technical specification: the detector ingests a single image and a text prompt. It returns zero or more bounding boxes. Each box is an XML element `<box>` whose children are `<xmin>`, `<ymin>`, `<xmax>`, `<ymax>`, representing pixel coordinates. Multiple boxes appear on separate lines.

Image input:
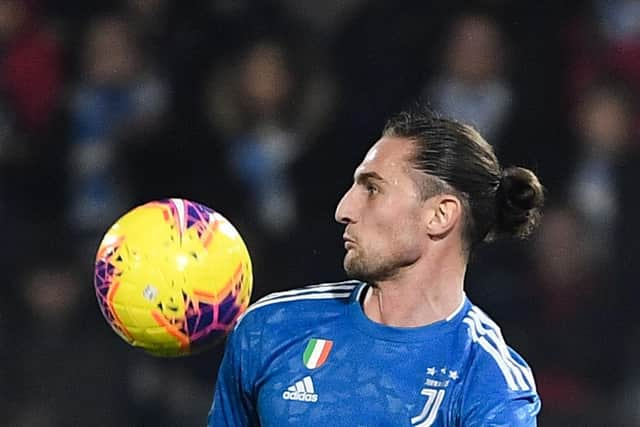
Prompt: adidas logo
<box><xmin>282</xmin><ymin>376</ymin><xmax>318</xmax><ymax>403</ymax></box>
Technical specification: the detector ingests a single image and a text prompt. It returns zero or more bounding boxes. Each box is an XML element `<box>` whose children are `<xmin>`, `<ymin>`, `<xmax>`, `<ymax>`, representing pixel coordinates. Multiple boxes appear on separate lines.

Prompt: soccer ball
<box><xmin>93</xmin><ymin>198</ymin><xmax>253</xmax><ymax>357</ymax></box>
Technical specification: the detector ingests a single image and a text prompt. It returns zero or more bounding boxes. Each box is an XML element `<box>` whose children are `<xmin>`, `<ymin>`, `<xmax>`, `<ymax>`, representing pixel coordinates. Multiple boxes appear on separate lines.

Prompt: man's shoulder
<box><xmin>455</xmin><ymin>304</ymin><xmax>540</xmax><ymax>423</ymax></box>
<box><xmin>458</xmin><ymin>303</ymin><xmax>537</xmax><ymax>395</ymax></box>
<box><xmin>235</xmin><ymin>280</ymin><xmax>362</xmax><ymax>329</ymax></box>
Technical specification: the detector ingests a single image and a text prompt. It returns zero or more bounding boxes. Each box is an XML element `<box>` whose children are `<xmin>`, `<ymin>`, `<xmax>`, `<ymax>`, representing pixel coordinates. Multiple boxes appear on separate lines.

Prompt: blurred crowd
<box><xmin>2</xmin><ymin>1</ymin><xmax>640</xmax><ymax>426</ymax></box>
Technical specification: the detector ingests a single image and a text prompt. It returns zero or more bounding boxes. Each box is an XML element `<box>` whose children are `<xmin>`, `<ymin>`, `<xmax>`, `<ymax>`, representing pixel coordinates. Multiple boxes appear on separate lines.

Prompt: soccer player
<box><xmin>208</xmin><ymin>107</ymin><xmax>543</xmax><ymax>426</ymax></box>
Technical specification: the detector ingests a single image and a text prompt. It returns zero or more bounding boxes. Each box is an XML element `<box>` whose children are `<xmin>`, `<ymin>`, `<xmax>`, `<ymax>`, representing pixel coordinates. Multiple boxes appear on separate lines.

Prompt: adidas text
<box><xmin>282</xmin><ymin>390</ymin><xmax>318</xmax><ymax>402</ymax></box>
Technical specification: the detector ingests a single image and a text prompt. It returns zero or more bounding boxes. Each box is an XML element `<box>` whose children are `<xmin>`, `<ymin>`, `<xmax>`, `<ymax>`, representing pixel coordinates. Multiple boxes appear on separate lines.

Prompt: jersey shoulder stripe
<box><xmin>257</xmin><ymin>280</ymin><xmax>360</xmax><ymax>304</ymax></box>
<box><xmin>234</xmin><ymin>280</ymin><xmax>360</xmax><ymax>328</ymax></box>
<box><xmin>463</xmin><ymin>305</ymin><xmax>536</xmax><ymax>392</ymax></box>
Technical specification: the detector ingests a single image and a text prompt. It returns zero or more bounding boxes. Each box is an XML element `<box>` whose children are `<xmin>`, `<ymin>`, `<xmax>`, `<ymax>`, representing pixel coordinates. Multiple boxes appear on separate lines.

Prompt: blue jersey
<box><xmin>209</xmin><ymin>281</ymin><xmax>540</xmax><ymax>426</ymax></box>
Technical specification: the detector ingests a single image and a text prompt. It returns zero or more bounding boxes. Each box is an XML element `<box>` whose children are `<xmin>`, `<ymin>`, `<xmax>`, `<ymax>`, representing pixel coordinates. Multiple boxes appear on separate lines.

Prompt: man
<box><xmin>208</xmin><ymin>107</ymin><xmax>543</xmax><ymax>426</ymax></box>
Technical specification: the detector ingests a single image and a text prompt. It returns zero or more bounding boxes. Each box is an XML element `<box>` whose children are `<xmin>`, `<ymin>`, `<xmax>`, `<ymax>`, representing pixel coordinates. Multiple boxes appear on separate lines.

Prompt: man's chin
<box><xmin>343</xmin><ymin>260</ymin><xmax>358</xmax><ymax>279</ymax></box>
<box><xmin>344</xmin><ymin>258</ymin><xmax>395</xmax><ymax>283</ymax></box>
<box><xmin>344</xmin><ymin>259</ymin><xmax>368</xmax><ymax>281</ymax></box>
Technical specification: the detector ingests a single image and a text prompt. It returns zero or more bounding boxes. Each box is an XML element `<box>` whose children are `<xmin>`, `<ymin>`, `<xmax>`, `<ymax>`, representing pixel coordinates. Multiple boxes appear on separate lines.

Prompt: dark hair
<box><xmin>383</xmin><ymin>107</ymin><xmax>544</xmax><ymax>251</ymax></box>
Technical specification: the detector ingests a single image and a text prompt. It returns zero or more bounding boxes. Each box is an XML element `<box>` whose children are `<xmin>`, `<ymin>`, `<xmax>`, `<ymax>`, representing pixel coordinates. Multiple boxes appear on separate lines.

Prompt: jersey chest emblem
<box><xmin>303</xmin><ymin>338</ymin><xmax>333</xmax><ymax>369</ymax></box>
<box><xmin>411</xmin><ymin>366</ymin><xmax>459</xmax><ymax>426</ymax></box>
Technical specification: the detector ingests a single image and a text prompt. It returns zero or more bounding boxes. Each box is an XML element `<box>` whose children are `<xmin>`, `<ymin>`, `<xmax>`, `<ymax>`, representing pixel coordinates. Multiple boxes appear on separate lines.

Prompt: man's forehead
<box><xmin>356</xmin><ymin>137</ymin><xmax>414</xmax><ymax>174</ymax></box>
<box><xmin>363</xmin><ymin>145</ymin><xmax>379</xmax><ymax>163</ymax></box>
<box><xmin>353</xmin><ymin>146</ymin><xmax>380</xmax><ymax>177</ymax></box>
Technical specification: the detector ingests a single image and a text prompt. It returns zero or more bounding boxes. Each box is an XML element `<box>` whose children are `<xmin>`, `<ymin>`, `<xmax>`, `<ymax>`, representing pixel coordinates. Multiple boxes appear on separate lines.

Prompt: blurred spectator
<box><xmin>566</xmin><ymin>79</ymin><xmax>638</xmax><ymax>265</ymax></box>
<box><xmin>205</xmin><ymin>39</ymin><xmax>300</xmax><ymax>237</ymax></box>
<box><xmin>0</xmin><ymin>0</ymin><xmax>64</xmax><ymax>219</ymax></box>
<box><xmin>204</xmin><ymin>38</ymin><xmax>335</xmax><ymax>238</ymax></box>
<box><xmin>566</xmin><ymin>0</ymin><xmax>640</xmax><ymax>128</ymax></box>
<box><xmin>8</xmin><ymin>256</ymin><xmax>129</xmax><ymax>426</ymax></box>
<box><xmin>202</xmin><ymin>36</ymin><xmax>338</xmax><ymax>295</ymax></box>
<box><xmin>425</xmin><ymin>12</ymin><xmax>512</xmax><ymax>145</ymax></box>
<box><xmin>66</xmin><ymin>14</ymin><xmax>168</xmax><ymax>253</ymax></box>
<box><xmin>521</xmin><ymin>206</ymin><xmax>621</xmax><ymax>426</ymax></box>
<box><xmin>0</xmin><ymin>0</ymin><xmax>62</xmax><ymax>134</ymax></box>
<box><xmin>594</xmin><ymin>0</ymin><xmax>640</xmax><ymax>44</ymax></box>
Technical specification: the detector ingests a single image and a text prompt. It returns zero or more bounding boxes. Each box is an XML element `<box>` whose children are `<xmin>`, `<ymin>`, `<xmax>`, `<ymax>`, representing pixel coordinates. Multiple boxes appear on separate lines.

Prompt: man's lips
<box><xmin>343</xmin><ymin>234</ymin><xmax>356</xmax><ymax>249</ymax></box>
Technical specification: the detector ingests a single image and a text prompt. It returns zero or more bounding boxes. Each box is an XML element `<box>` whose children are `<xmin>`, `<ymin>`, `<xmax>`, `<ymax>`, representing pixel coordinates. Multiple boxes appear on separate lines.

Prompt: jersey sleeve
<box><xmin>207</xmin><ymin>313</ymin><xmax>261</xmax><ymax>427</ymax></box>
<box><xmin>461</xmin><ymin>392</ymin><xmax>540</xmax><ymax>426</ymax></box>
<box><xmin>459</xmin><ymin>348</ymin><xmax>541</xmax><ymax>426</ymax></box>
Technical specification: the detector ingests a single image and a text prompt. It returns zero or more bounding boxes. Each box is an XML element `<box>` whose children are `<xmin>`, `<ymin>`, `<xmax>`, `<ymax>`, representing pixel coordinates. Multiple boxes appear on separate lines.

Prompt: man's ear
<box><xmin>425</xmin><ymin>194</ymin><xmax>462</xmax><ymax>238</ymax></box>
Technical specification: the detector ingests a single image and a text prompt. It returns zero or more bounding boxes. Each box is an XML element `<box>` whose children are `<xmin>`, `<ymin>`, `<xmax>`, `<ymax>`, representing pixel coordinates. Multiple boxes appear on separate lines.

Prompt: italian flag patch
<box><xmin>303</xmin><ymin>338</ymin><xmax>333</xmax><ymax>369</ymax></box>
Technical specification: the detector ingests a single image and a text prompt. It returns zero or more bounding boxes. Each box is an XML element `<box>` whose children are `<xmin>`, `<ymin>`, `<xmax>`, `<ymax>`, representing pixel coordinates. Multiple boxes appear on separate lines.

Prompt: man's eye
<box><xmin>366</xmin><ymin>185</ymin><xmax>379</xmax><ymax>195</ymax></box>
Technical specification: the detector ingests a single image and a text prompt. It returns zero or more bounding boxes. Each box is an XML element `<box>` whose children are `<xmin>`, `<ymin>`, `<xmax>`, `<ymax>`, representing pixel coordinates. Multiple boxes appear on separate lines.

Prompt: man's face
<box><xmin>335</xmin><ymin>136</ymin><xmax>428</xmax><ymax>282</ymax></box>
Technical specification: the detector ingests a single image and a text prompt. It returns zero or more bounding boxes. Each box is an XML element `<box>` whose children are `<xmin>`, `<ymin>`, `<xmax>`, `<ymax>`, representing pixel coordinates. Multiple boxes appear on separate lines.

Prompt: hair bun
<box><xmin>491</xmin><ymin>166</ymin><xmax>544</xmax><ymax>240</ymax></box>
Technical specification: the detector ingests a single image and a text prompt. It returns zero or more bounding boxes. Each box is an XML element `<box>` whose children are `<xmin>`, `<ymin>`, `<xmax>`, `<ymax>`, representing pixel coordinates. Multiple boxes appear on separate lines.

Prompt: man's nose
<box><xmin>335</xmin><ymin>186</ymin><xmax>355</xmax><ymax>224</ymax></box>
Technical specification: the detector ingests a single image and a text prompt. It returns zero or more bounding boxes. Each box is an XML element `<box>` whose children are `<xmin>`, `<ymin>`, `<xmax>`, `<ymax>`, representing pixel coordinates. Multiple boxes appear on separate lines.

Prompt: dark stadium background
<box><xmin>2</xmin><ymin>1</ymin><xmax>639</xmax><ymax>425</ymax></box>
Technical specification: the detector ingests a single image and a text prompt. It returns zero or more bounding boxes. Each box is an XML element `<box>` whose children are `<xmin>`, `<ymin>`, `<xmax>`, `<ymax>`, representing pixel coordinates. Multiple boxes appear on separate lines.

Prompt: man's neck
<box><xmin>363</xmin><ymin>251</ymin><xmax>466</xmax><ymax>328</ymax></box>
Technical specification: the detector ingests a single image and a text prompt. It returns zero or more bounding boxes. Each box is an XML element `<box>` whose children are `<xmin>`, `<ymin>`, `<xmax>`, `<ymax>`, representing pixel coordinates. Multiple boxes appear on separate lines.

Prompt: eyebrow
<box><xmin>354</xmin><ymin>171</ymin><xmax>385</xmax><ymax>184</ymax></box>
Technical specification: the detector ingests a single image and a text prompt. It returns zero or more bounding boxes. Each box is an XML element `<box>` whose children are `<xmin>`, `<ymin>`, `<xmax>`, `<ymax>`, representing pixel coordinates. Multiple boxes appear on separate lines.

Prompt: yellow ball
<box><xmin>94</xmin><ymin>198</ymin><xmax>252</xmax><ymax>357</ymax></box>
